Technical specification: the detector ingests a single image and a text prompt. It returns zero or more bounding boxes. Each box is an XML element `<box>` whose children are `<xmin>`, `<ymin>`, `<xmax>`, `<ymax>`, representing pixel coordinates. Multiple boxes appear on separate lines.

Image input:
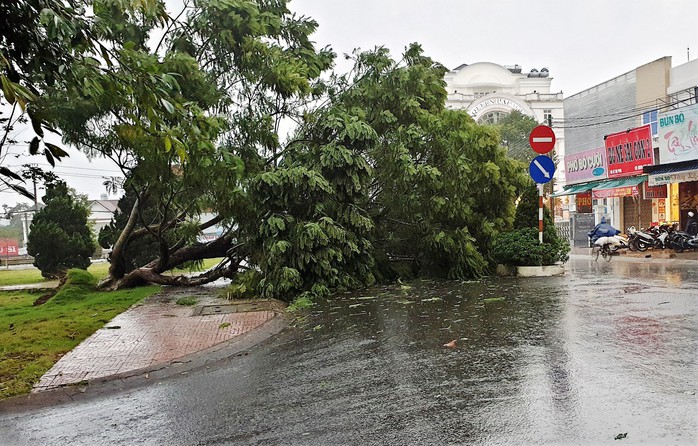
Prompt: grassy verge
<box><xmin>0</xmin><ymin>258</ymin><xmax>224</xmax><ymax>287</ymax></box>
<box><xmin>0</xmin><ymin>282</ymin><xmax>160</xmax><ymax>399</ymax></box>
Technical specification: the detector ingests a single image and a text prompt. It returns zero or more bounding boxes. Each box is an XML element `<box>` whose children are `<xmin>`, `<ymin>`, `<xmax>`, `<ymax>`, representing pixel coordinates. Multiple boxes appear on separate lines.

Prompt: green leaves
<box><xmin>160</xmin><ymin>98</ymin><xmax>175</xmax><ymax>114</ymax></box>
<box><xmin>27</xmin><ymin>181</ymin><xmax>96</xmax><ymax>278</ymax></box>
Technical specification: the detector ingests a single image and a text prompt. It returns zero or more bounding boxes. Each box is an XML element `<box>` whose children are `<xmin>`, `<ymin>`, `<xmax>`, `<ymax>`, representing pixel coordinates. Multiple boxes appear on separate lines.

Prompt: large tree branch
<box><xmin>118</xmin><ymin>258</ymin><xmax>239</xmax><ymax>288</ymax></box>
<box><xmin>103</xmin><ymin>187</ymin><xmax>149</xmax><ymax>282</ymax></box>
<box><xmin>100</xmin><ymin>235</ymin><xmax>243</xmax><ymax>290</ymax></box>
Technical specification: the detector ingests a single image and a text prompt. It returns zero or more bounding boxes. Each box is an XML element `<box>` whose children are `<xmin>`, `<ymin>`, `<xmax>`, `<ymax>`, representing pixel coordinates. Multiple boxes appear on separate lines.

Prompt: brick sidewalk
<box><xmin>33</xmin><ymin>287</ymin><xmax>283</xmax><ymax>392</ymax></box>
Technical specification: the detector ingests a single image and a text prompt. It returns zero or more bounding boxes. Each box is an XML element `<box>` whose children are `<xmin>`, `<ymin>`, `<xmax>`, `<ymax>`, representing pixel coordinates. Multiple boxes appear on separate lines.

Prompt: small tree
<box><xmin>27</xmin><ymin>181</ymin><xmax>95</xmax><ymax>278</ymax></box>
<box><xmin>495</xmin><ymin>111</ymin><xmax>539</xmax><ymax>164</ymax></box>
<box><xmin>491</xmin><ymin>181</ymin><xmax>569</xmax><ymax>266</ymax></box>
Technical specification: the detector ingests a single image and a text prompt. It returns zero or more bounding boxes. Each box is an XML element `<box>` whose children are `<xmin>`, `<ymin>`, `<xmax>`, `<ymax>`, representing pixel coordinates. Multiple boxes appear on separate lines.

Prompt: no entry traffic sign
<box><xmin>529</xmin><ymin>155</ymin><xmax>556</xmax><ymax>184</ymax></box>
<box><xmin>529</xmin><ymin>125</ymin><xmax>556</xmax><ymax>154</ymax></box>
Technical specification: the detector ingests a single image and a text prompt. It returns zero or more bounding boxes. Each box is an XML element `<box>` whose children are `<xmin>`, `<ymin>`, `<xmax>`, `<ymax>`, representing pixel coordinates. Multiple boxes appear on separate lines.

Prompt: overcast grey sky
<box><xmin>291</xmin><ymin>0</ymin><xmax>696</xmax><ymax>95</ymax></box>
<box><xmin>2</xmin><ymin>0</ymin><xmax>696</xmax><ymax>210</ymax></box>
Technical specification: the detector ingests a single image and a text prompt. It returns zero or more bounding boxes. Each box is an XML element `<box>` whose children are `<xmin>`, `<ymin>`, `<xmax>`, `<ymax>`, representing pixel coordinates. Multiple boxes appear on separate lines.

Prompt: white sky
<box><xmin>2</xmin><ymin>0</ymin><xmax>696</xmax><ymax>210</ymax></box>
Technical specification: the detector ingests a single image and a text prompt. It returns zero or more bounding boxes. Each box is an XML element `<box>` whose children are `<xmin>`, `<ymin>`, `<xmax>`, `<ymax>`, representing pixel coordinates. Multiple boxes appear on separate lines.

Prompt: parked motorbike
<box><xmin>667</xmin><ymin>230</ymin><xmax>698</xmax><ymax>252</ymax></box>
<box><xmin>626</xmin><ymin>226</ymin><xmax>654</xmax><ymax>252</ymax></box>
<box><xmin>647</xmin><ymin>222</ymin><xmax>676</xmax><ymax>250</ymax></box>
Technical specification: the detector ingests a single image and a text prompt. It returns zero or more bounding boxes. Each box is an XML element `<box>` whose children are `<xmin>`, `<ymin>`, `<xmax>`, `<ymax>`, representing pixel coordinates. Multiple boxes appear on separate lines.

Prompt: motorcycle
<box><xmin>667</xmin><ymin>230</ymin><xmax>698</xmax><ymax>252</ymax></box>
<box><xmin>647</xmin><ymin>223</ymin><xmax>675</xmax><ymax>250</ymax></box>
<box><xmin>626</xmin><ymin>226</ymin><xmax>654</xmax><ymax>252</ymax></box>
<box><xmin>590</xmin><ymin>234</ymin><xmax>629</xmax><ymax>262</ymax></box>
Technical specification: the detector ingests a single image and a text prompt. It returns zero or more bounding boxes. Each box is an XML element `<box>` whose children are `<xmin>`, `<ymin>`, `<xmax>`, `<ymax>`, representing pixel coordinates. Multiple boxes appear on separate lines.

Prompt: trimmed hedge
<box><xmin>492</xmin><ymin>227</ymin><xmax>569</xmax><ymax>266</ymax></box>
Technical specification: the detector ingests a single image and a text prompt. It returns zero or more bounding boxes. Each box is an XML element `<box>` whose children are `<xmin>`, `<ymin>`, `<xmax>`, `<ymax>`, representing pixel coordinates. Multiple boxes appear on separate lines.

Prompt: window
<box><xmin>642</xmin><ymin>109</ymin><xmax>658</xmax><ymax>136</ymax></box>
<box><xmin>543</xmin><ymin>109</ymin><xmax>552</xmax><ymax>125</ymax></box>
<box><xmin>478</xmin><ymin>111</ymin><xmax>508</xmax><ymax>125</ymax></box>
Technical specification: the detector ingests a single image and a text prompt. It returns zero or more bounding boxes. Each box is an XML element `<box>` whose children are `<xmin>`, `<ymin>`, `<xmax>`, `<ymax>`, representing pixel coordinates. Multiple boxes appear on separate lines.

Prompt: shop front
<box><xmin>645</xmin><ymin>103</ymin><xmax>698</xmax><ymax>230</ymax></box>
<box><xmin>645</xmin><ymin>159</ymin><xmax>698</xmax><ymax>230</ymax></box>
<box><xmin>555</xmin><ymin>147</ymin><xmax>608</xmax><ymax>246</ymax></box>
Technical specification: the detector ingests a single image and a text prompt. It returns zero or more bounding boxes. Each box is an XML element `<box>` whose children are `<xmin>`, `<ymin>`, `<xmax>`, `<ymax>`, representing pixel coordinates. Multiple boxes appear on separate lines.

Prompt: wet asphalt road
<box><xmin>1</xmin><ymin>256</ymin><xmax>696</xmax><ymax>445</ymax></box>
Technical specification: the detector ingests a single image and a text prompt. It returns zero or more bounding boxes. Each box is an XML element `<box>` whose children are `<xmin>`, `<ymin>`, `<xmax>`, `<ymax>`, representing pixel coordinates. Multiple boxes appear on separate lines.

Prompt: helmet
<box><xmin>689</xmin><ymin>211</ymin><xmax>695</xmax><ymax>218</ymax></box>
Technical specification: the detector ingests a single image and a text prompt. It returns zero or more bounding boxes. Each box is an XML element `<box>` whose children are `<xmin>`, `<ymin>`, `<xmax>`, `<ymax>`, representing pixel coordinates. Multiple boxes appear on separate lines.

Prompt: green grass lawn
<box><xmin>0</xmin><ymin>284</ymin><xmax>160</xmax><ymax>399</ymax></box>
<box><xmin>0</xmin><ymin>258</ymin><xmax>225</xmax><ymax>399</ymax></box>
<box><xmin>0</xmin><ymin>258</ymin><xmax>224</xmax><ymax>287</ymax></box>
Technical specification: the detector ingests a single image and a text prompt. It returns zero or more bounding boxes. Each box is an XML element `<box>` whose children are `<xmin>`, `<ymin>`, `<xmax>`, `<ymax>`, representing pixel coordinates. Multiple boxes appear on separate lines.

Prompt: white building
<box><xmin>444</xmin><ymin>62</ymin><xmax>566</xmax><ymax>190</ymax></box>
<box><xmin>88</xmin><ymin>198</ymin><xmax>119</xmax><ymax>236</ymax></box>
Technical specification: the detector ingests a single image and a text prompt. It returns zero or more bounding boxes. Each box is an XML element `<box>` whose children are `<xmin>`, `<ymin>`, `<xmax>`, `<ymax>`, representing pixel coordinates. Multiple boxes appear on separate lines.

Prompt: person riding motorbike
<box><xmin>685</xmin><ymin>211</ymin><xmax>698</xmax><ymax>236</ymax></box>
<box><xmin>587</xmin><ymin>216</ymin><xmax>621</xmax><ymax>245</ymax></box>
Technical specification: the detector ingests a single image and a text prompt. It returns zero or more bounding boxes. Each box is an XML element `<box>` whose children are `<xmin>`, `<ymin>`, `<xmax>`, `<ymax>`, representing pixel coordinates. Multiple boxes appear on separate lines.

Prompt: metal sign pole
<box><xmin>539</xmin><ymin>183</ymin><xmax>544</xmax><ymax>244</ymax></box>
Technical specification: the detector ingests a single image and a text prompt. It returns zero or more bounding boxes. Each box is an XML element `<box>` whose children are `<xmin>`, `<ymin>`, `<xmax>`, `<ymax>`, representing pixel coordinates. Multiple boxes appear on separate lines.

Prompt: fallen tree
<box><xmin>37</xmin><ymin>1</ymin><xmax>527</xmax><ymax>300</ymax></box>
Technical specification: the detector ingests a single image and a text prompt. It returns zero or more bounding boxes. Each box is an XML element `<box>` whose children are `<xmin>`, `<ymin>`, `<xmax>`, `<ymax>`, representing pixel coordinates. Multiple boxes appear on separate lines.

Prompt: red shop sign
<box><xmin>592</xmin><ymin>186</ymin><xmax>640</xmax><ymax>199</ymax></box>
<box><xmin>0</xmin><ymin>239</ymin><xmax>19</xmax><ymax>257</ymax></box>
<box><xmin>576</xmin><ymin>191</ymin><xmax>593</xmax><ymax>213</ymax></box>
<box><xmin>643</xmin><ymin>182</ymin><xmax>668</xmax><ymax>199</ymax></box>
<box><xmin>605</xmin><ymin>125</ymin><xmax>654</xmax><ymax>178</ymax></box>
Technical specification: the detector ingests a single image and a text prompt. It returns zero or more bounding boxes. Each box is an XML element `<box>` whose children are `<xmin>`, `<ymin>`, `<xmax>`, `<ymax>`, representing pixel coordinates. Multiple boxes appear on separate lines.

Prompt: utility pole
<box><xmin>33</xmin><ymin>175</ymin><xmax>39</xmax><ymax>211</ymax></box>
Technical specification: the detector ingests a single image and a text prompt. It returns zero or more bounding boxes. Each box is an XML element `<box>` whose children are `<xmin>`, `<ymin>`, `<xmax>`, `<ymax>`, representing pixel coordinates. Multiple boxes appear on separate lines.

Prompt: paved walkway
<box><xmin>32</xmin><ymin>287</ymin><xmax>285</xmax><ymax>392</ymax></box>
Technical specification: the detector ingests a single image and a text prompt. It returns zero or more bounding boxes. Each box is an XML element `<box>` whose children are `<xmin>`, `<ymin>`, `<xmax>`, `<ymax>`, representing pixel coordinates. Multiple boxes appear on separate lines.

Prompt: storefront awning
<box><xmin>592</xmin><ymin>175</ymin><xmax>646</xmax><ymax>190</ymax></box>
<box><xmin>644</xmin><ymin>160</ymin><xmax>698</xmax><ymax>186</ymax></box>
<box><xmin>550</xmin><ymin>180</ymin><xmax>603</xmax><ymax>197</ymax></box>
<box><xmin>591</xmin><ymin>175</ymin><xmax>646</xmax><ymax>199</ymax></box>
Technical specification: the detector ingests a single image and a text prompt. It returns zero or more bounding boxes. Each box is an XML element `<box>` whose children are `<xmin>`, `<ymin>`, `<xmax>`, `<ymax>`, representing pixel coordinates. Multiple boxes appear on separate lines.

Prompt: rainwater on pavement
<box><xmin>1</xmin><ymin>257</ymin><xmax>696</xmax><ymax>445</ymax></box>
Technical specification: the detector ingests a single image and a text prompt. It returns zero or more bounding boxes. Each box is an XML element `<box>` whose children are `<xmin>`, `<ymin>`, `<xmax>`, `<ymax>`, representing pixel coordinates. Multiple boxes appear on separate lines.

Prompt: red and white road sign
<box><xmin>529</xmin><ymin>125</ymin><xmax>556</xmax><ymax>154</ymax></box>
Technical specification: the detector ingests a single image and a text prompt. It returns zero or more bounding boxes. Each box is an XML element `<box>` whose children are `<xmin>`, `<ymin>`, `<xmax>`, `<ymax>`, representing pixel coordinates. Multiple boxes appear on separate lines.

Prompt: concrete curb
<box><xmin>0</xmin><ymin>282</ymin><xmax>59</xmax><ymax>292</ymax></box>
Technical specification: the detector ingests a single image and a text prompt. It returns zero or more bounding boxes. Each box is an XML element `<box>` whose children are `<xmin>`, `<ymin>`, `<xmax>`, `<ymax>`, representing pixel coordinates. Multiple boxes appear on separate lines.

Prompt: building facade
<box><xmin>644</xmin><ymin>58</ymin><xmax>698</xmax><ymax>230</ymax></box>
<box><xmin>558</xmin><ymin>57</ymin><xmax>683</xmax><ymax>244</ymax></box>
<box><xmin>444</xmin><ymin>62</ymin><xmax>566</xmax><ymax>192</ymax></box>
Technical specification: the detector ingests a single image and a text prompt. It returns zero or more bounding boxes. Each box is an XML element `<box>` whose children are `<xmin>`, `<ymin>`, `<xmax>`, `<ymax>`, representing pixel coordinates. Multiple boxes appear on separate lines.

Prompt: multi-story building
<box><xmin>558</xmin><ymin>57</ymin><xmax>676</xmax><ymax>245</ymax></box>
<box><xmin>643</xmin><ymin>58</ymin><xmax>698</xmax><ymax>230</ymax></box>
<box><xmin>444</xmin><ymin>62</ymin><xmax>566</xmax><ymax>192</ymax></box>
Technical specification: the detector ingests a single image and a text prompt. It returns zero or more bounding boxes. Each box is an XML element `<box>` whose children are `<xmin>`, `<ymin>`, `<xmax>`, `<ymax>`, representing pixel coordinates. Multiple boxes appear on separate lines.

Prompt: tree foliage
<box><xmin>494</xmin><ymin>110</ymin><xmax>539</xmax><ymax>164</ymax></box>
<box><xmin>9</xmin><ymin>0</ymin><xmax>531</xmax><ymax>300</ymax></box>
<box><xmin>27</xmin><ymin>181</ymin><xmax>95</xmax><ymax>278</ymax></box>
<box><xmin>1</xmin><ymin>0</ymin><xmax>101</xmax><ymax>198</ymax></box>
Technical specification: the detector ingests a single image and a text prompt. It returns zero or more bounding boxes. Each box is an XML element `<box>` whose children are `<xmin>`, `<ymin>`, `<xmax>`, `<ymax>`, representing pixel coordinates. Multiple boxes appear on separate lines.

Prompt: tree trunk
<box><xmin>99</xmin><ymin>190</ymin><xmax>145</xmax><ymax>288</ymax></box>
<box><xmin>98</xmin><ymin>234</ymin><xmax>242</xmax><ymax>290</ymax></box>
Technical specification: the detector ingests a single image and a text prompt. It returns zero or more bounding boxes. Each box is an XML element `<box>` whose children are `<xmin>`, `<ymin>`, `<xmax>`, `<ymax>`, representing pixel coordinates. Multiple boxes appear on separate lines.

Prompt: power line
<box><xmin>6</xmin><ymin>163</ymin><xmax>123</xmax><ymax>174</ymax></box>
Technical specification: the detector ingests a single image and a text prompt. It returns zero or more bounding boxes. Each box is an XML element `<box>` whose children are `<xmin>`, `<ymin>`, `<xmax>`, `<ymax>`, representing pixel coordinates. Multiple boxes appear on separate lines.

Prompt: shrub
<box><xmin>27</xmin><ymin>182</ymin><xmax>95</xmax><ymax>279</ymax></box>
<box><xmin>50</xmin><ymin>269</ymin><xmax>98</xmax><ymax>304</ymax></box>
<box><xmin>492</xmin><ymin>227</ymin><xmax>569</xmax><ymax>266</ymax></box>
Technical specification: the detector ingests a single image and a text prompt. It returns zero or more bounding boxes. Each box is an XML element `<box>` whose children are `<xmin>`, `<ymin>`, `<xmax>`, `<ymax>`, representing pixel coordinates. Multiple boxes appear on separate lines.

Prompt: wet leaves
<box><xmin>482</xmin><ymin>297</ymin><xmax>505</xmax><ymax>303</ymax></box>
<box><xmin>355</xmin><ymin>296</ymin><xmax>378</xmax><ymax>301</ymax></box>
<box><xmin>421</xmin><ymin>297</ymin><xmax>443</xmax><ymax>302</ymax></box>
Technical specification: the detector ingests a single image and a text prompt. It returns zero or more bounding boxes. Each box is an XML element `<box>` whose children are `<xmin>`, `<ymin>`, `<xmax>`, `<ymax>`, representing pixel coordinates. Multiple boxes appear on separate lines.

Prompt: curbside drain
<box><xmin>191</xmin><ymin>300</ymin><xmax>281</xmax><ymax>316</ymax></box>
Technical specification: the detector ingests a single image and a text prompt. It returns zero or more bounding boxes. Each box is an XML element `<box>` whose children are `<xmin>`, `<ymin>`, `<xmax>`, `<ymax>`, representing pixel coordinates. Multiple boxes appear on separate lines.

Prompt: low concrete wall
<box><xmin>496</xmin><ymin>264</ymin><xmax>565</xmax><ymax>277</ymax></box>
<box><xmin>517</xmin><ymin>265</ymin><xmax>565</xmax><ymax>277</ymax></box>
